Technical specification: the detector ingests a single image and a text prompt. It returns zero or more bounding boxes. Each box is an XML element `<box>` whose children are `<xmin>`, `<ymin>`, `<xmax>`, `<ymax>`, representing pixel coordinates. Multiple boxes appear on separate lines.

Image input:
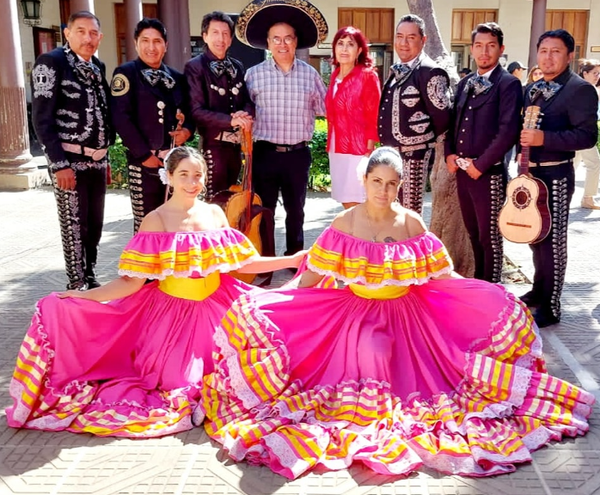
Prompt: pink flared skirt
<box><xmin>202</xmin><ymin>278</ymin><xmax>594</xmax><ymax>479</ymax></box>
<box><xmin>7</xmin><ymin>275</ymin><xmax>254</xmax><ymax>437</ymax></box>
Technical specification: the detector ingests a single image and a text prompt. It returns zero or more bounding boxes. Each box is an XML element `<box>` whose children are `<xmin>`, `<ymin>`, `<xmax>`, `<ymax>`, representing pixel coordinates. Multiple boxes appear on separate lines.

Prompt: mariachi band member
<box><xmin>184</xmin><ymin>11</ymin><xmax>254</xmax><ymax>200</ymax></box>
<box><xmin>110</xmin><ymin>18</ymin><xmax>194</xmax><ymax>233</ymax></box>
<box><xmin>378</xmin><ymin>14</ymin><xmax>451</xmax><ymax>215</ymax></box>
<box><xmin>445</xmin><ymin>22</ymin><xmax>523</xmax><ymax>284</ymax></box>
<box><xmin>519</xmin><ymin>29</ymin><xmax>598</xmax><ymax>327</ymax></box>
<box><xmin>31</xmin><ymin>11</ymin><xmax>113</xmax><ymax>290</ymax></box>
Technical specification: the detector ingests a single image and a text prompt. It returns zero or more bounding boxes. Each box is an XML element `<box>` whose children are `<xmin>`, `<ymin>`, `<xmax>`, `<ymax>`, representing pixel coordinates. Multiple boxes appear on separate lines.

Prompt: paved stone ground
<box><xmin>0</xmin><ymin>167</ymin><xmax>599</xmax><ymax>495</ymax></box>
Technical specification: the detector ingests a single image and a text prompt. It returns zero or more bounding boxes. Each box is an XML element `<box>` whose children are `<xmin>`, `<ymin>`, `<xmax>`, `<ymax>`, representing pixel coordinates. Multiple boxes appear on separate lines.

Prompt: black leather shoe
<box><xmin>519</xmin><ymin>291</ymin><xmax>541</xmax><ymax>308</ymax></box>
<box><xmin>85</xmin><ymin>276</ymin><xmax>101</xmax><ymax>289</ymax></box>
<box><xmin>532</xmin><ymin>309</ymin><xmax>560</xmax><ymax>328</ymax></box>
<box><xmin>66</xmin><ymin>281</ymin><xmax>86</xmax><ymax>291</ymax></box>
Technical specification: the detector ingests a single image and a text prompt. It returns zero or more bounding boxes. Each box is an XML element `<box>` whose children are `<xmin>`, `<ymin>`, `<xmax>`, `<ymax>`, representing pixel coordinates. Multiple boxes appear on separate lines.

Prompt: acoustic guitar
<box><xmin>498</xmin><ymin>105</ymin><xmax>551</xmax><ymax>244</ymax></box>
<box><xmin>211</xmin><ymin>127</ymin><xmax>266</xmax><ymax>284</ymax></box>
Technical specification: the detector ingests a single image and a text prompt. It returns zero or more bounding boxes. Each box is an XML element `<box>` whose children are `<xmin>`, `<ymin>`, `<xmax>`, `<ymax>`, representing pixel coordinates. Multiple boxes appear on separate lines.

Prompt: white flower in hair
<box><xmin>158</xmin><ymin>167</ymin><xmax>171</xmax><ymax>186</ymax></box>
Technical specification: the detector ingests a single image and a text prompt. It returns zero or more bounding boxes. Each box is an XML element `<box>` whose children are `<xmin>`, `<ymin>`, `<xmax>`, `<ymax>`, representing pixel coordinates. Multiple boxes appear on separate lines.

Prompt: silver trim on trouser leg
<box><xmin>402</xmin><ymin>148</ymin><xmax>431</xmax><ymax>215</ymax></box>
<box><xmin>550</xmin><ymin>177</ymin><xmax>569</xmax><ymax>319</ymax></box>
<box><xmin>203</xmin><ymin>149</ymin><xmax>215</xmax><ymax>200</ymax></box>
<box><xmin>128</xmin><ymin>164</ymin><xmax>145</xmax><ymax>234</ymax></box>
<box><xmin>489</xmin><ymin>173</ymin><xmax>505</xmax><ymax>284</ymax></box>
<box><xmin>51</xmin><ymin>175</ymin><xmax>85</xmax><ymax>289</ymax></box>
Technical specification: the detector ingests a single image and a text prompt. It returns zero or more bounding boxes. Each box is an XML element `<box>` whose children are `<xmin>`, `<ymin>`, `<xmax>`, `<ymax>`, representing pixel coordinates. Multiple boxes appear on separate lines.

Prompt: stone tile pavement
<box><xmin>0</xmin><ymin>166</ymin><xmax>599</xmax><ymax>495</ymax></box>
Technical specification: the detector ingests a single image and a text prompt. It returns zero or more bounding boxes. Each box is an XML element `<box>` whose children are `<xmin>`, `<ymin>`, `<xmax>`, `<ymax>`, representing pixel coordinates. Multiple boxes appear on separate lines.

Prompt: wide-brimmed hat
<box><xmin>236</xmin><ymin>0</ymin><xmax>328</xmax><ymax>50</ymax></box>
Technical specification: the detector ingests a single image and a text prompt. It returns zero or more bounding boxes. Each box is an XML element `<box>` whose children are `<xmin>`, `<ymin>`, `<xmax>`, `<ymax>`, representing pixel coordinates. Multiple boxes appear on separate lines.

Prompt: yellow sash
<box><xmin>158</xmin><ymin>271</ymin><xmax>220</xmax><ymax>301</ymax></box>
<box><xmin>348</xmin><ymin>284</ymin><xmax>410</xmax><ymax>300</ymax></box>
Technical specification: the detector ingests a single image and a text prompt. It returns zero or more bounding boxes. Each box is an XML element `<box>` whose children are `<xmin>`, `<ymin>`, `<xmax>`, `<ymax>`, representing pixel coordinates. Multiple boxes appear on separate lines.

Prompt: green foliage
<box><xmin>188</xmin><ymin>133</ymin><xmax>200</xmax><ymax>150</ymax></box>
<box><xmin>108</xmin><ymin>135</ymin><xmax>128</xmax><ymax>188</ymax></box>
<box><xmin>309</xmin><ymin>117</ymin><xmax>331</xmax><ymax>191</ymax></box>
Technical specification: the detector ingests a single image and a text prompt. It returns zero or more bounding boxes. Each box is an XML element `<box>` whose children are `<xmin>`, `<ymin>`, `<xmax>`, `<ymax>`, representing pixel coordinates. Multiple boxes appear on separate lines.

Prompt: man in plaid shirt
<box><xmin>246</xmin><ymin>21</ymin><xmax>326</xmax><ymax>257</ymax></box>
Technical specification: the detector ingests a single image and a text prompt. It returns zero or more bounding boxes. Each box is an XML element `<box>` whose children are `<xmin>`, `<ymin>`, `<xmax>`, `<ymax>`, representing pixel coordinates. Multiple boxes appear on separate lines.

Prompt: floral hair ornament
<box><xmin>158</xmin><ymin>167</ymin><xmax>171</xmax><ymax>186</ymax></box>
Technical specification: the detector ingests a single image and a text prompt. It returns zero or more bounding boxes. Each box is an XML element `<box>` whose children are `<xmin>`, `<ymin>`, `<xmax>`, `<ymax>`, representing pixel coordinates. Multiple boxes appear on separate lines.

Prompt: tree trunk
<box><xmin>406</xmin><ymin>0</ymin><xmax>474</xmax><ymax>277</ymax></box>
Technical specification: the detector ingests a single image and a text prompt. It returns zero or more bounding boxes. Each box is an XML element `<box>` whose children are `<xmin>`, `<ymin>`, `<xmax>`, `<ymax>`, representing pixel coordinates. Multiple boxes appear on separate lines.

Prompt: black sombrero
<box><xmin>236</xmin><ymin>0</ymin><xmax>328</xmax><ymax>50</ymax></box>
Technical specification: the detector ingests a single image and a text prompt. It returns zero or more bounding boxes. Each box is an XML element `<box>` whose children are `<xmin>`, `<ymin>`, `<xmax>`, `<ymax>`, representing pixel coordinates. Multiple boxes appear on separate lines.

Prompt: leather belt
<box><xmin>214</xmin><ymin>131</ymin><xmax>241</xmax><ymax>144</ymax></box>
<box><xmin>529</xmin><ymin>159</ymin><xmax>572</xmax><ymax>167</ymax></box>
<box><xmin>61</xmin><ymin>142</ymin><xmax>108</xmax><ymax>161</ymax></box>
<box><xmin>397</xmin><ymin>142</ymin><xmax>436</xmax><ymax>153</ymax></box>
<box><xmin>151</xmin><ymin>149</ymin><xmax>169</xmax><ymax>159</ymax></box>
<box><xmin>258</xmin><ymin>141</ymin><xmax>308</xmax><ymax>153</ymax></box>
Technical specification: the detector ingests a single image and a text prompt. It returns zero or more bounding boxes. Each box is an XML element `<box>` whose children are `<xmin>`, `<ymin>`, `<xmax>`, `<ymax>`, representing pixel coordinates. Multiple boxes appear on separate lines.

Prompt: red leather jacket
<box><xmin>325</xmin><ymin>65</ymin><xmax>381</xmax><ymax>155</ymax></box>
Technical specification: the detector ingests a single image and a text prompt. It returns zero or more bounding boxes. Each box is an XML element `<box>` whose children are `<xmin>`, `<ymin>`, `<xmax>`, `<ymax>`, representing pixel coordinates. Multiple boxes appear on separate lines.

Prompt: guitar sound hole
<box><xmin>512</xmin><ymin>187</ymin><xmax>532</xmax><ymax>209</ymax></box>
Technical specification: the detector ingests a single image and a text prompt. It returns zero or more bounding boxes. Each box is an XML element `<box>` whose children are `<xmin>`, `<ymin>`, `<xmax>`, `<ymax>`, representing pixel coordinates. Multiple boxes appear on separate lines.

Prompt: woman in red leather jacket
<box><xmin>325</xmin><ymin>26</ymin><xmax>382</xmax><ymax>209</ymax></box>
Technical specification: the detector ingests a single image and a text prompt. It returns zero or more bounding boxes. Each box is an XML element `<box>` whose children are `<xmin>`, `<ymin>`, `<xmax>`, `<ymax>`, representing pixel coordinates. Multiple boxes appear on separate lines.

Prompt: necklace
<box><xmin>365</xmin><ymin>207</ymin><xmax>386</xmax><ymax>243</ymax></box>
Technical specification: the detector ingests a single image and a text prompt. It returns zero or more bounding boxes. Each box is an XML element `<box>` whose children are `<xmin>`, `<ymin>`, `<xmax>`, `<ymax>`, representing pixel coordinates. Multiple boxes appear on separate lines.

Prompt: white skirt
<box><xmin>329</xmin><ymin>151</ymin><xmax>367</xmax><ymax>203</ymax></box>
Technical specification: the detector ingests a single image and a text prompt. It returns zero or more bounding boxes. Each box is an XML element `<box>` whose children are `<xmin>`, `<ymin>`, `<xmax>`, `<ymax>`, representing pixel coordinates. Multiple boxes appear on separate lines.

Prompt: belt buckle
<box><xmin>274</xmin><ymin>145</ymin><xmax>288</xmax><ymax>152</ymax></box>
<box><xmin>91</xmin><ymin>149</ymin><xmax>107</xmax><ymax>161</ymax></box>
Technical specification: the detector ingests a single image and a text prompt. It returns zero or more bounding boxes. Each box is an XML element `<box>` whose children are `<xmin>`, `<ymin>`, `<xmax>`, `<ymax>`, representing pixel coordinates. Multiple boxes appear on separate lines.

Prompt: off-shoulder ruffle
<box><xmin>307</xmin><ymin>228</ymin><xmax>454</xmax><ymax>287</ymax></box>
<box><xmin>118</xmin><ymin>228</ymin><xmax>259</xmax><ymax>280</ymax></box>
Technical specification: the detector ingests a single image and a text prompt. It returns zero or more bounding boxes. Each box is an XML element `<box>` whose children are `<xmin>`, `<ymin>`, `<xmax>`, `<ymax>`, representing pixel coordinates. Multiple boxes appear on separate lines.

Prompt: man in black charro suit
<box><xmin>520</xmin><ymin>29</ymin><xmax>598</xmax><ymax>327</ymax></box>
<box><xmin>110</xmin><ymin>18</ymin><xmax>194</xmax><ymax>233</ymax></box>
<box><xmin>184</xmin><ymin>11</ymin><xmax>254</xmax><ymax>199</ymax></box>
<box><xmin>378</xmin><ymin>14</ymin><xmax>451</xmax><ymax>215</ymax></box>
<box><xmin>31</xmin><ymin>11</ymin><xmax>113</xmax><ymax>290</ymax></box>
<box><xmin>445</xmin><ymin>22</ymin><xmax>523</xmax><ymax>284</ymax></box>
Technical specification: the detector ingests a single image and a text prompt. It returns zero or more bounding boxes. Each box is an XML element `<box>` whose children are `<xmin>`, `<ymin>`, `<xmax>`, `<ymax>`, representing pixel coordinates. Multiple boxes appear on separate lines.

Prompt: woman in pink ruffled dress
<box><xmin>201</xmin><ymin>146</ymin><xmax>595</xmax><ymax>479</ymax></box>
<box><xmin>6</xmin><ymin>146</ymin><xmax>302</xmax><ymax>438</ymax></box>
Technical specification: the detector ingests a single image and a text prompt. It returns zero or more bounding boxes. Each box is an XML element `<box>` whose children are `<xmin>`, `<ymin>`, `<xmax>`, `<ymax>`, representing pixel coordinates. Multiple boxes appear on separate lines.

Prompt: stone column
<box><xmin>70</xmin><ymin>0</ymin><xmax>94</xmax><ymax>14</ymax></box>
<box><xmin>124</xmin><ymin>0</ymin><xmax>142</xmax><ymax>61</ymax></box>
<box><xmin>528</xmin><ymin>0</ymin><xmax>547</xmax><ymax>69</ymax></box>
<box><xmin>0</xmin><ymin>0</ymin><xmax>41</xmax><ymax>189</ymax></box>
<box><xmin>178</xmin><ymin>0</ymin><xmax>191</xmax><ymax>64</ymax></box>
<box><xmin>158</xmin><ymin>0</ymin><xmax>191</xmax><ymax>71</ymax></box>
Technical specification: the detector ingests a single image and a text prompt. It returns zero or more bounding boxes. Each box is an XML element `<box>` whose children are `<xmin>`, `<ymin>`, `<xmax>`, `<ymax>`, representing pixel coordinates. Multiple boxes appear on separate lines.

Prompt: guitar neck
<box><xmin>240</xmin><ymin>128</ymin><xmax>253</xmax><ymax>191</ymax></box>
<box><xmin>518</xmin><ymin>146</ymin><xmax>531</xmax><ymax>175</ymax></box>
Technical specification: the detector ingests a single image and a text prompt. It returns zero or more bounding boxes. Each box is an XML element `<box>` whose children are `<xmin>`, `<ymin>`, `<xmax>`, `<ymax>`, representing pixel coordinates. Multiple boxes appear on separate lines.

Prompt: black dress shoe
<box><xmin>66</xmin><ymin>281</ymin><xmax>86</xmax><ymax>291</ymax></box>
<box><xmin>85</xmin><ymin>276</ymin><xmax>101</xmax><ymax>289</ymax></box>
<box><xmin>519</xmin><ymin>291</ymin><xmax>541</xmax><ymax>308</ymax></box>
<box><xmin>532</xmin><ymin>309</ymin><xmax>560</xmax><ymax>328</ymax></box>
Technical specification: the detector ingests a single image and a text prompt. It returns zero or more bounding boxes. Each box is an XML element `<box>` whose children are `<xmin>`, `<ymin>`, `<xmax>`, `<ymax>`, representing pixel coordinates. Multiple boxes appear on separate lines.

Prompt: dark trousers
<box><xmin>529</xmin><ymin>162</ymin><xmax>575</xmax><ymax>320</ymax></box>
<box><xmin>399</xmin><ymin>148</ymin><xmax>435</xmax><ymax>215</ymax></box>
<box><xmin>203</xmin><ymin>142</ymin><xmax>242</xmax><ymax>199</ymax></box>
<box><xmin>51</xmin><ymin>165</ymin><xmax>106</xmax><ymax>289</ymax></box>
<box><xmin>457</xmin><ymin>166</ymin><xmax>506</xmax><ymax>283</ymax></box>
<box><xmin>128</xmin><ymin>163</ymin><xmax>167</xmax><ymax>233</ymax></box>
<box><xmin>252</xmin><ymin>142</ymin><xmax>311</xmax><ymax>255</ymax></box>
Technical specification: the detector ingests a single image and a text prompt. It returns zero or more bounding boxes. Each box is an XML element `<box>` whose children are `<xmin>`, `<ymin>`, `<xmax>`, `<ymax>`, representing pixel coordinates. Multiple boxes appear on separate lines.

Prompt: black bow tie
<box><xmin>466</xmin><ymin>75</ymin><xmax>493</xmax><ymax>95</ymax></box>
<box><xmin>529</xmin><ymin>79</ymin><xmax>563</xmax><ymax>101</ymax></box>
<box><xmin>141</xmin><ymin>68</ymin><xmax>176</xmax><ymax>89</ymax></box>
<box><xmin>390</xmin><ymin>63</ymin><xmax>412</xmax><ymax>83</ymax></box>
<box><xmin>75</xmin><ymin>60</ymin><xmax>101</xmax><ymax>84</ymax></box>
<box><xmin>209</xmin><ymin>59</ymin><xmax>237</xmax><ymax>79</ymax></box>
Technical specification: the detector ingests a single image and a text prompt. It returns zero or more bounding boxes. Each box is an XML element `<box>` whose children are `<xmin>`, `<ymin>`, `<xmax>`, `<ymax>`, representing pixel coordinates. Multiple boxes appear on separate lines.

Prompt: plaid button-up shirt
<box><xmin>245</xmin><ymin>58</ymin><xmax>326</xmax><ymax>145</ymax></box>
